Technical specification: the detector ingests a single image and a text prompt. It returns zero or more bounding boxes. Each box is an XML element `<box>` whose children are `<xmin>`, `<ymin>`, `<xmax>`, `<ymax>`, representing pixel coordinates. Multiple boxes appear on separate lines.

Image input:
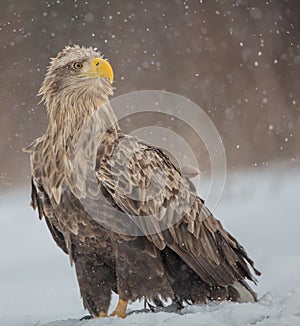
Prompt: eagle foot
<box><xmin>97</xmin><ymin>311</ymin><xmax>108</xmax><ymax>318</ymax></box>
<box><xmin>110</xmin><ymin>299</ymin><xmax>128</xmax><ymax>318</ymax></box>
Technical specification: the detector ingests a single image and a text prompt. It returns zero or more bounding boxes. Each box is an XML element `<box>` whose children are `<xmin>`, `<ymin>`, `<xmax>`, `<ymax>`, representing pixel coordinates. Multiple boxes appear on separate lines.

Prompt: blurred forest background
<box><xmin>1</xmin><ymin>0</ymin><xmax>300</xmax><ymax>192</ymax></box>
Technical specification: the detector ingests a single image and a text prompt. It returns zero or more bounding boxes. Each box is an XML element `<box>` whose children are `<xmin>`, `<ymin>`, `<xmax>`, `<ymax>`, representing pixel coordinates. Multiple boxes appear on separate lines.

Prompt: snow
<box><xmin>1</xmin><ymin>165</ymin><xmax>300</xmax><ymax>326</ymax></box>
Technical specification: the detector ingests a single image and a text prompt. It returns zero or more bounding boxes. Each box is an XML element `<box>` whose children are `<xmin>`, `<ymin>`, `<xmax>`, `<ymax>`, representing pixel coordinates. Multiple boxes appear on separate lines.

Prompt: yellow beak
<box><xmin>79</xmin><ymin>58</ymin><xmax>114</xmax><ymax>84</ymax></box>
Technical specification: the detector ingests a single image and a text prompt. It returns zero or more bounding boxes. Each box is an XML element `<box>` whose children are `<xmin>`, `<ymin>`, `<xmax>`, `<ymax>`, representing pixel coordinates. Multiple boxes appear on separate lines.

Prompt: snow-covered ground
<box><xmin>1</xmin><ymin>165</ymin><xmax>300</xmax><ymax>326</ymax></box>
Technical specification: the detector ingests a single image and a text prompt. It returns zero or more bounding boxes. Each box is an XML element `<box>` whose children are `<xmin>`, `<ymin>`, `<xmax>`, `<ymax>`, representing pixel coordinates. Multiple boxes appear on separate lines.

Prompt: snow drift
<box><xmin>1</xmin><ymin>165</ymin><xmax>299</xmax><ymax>325</ymax></box>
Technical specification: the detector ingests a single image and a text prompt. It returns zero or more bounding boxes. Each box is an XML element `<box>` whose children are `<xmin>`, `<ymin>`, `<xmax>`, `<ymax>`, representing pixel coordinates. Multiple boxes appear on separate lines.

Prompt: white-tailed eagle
<box><xmin>24</xmin><ymin>45</ymin><xmax>260</xmax><ymax>319</ymax></box>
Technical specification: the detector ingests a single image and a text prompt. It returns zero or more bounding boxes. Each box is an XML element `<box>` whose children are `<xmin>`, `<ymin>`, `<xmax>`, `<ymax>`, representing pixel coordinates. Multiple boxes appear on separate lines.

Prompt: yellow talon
<box><xmin>96</xmin><ymin>311</ymin><xmax>108</xmax><ymax>318</ymax></box>
<box><xmin>110</xmin><ymin>299</ymin><xmax>128</xmax><ymax>318</ymax></box>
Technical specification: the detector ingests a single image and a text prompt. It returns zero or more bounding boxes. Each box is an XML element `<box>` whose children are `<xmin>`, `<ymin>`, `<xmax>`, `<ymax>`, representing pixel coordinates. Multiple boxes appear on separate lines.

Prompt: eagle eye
<box><xmin>72</xmin><ymin>62</ymin><xmax>83</xmax><ymax>70</ymax></box>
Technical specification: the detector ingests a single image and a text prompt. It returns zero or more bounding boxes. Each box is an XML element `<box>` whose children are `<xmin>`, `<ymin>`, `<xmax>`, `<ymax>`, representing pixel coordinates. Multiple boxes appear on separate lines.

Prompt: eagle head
<box><xmin>39</xmin><ymin>45</ymin><xmax>114</xmax><ymax>111</ymax></box>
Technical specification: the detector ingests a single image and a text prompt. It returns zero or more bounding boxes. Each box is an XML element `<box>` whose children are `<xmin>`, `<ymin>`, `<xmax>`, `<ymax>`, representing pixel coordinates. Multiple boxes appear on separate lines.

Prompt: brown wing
<box><xmin>97</xmin><ymin>135</ymin><xmax>260</xmax><ymax>288</ymax></box>
<box><xmin>30</xmin><ymin>178</ymin><xmax>68</xmax><ymax>255</ymax></box>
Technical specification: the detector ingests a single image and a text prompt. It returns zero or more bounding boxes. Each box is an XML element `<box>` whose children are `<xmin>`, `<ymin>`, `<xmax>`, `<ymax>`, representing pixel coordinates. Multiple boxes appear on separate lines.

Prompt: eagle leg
<box><xmin>81</xmin><ymin>311</ymin><xmax>108</xmax><ymax>320</ymax></box>
<box><xmin>96</xmin><ymin>311</ymin><xmax>108</xmax><ymax>318</ymax></box>
<box><xmin>73</xmin><ymin>251</ymin><xmax>116</xmax><ymax>317</ymax></box>
<box><xmin>110</xmin><ymin>299</ymin><xmax>128</xmax><ymax>318</ymax></box>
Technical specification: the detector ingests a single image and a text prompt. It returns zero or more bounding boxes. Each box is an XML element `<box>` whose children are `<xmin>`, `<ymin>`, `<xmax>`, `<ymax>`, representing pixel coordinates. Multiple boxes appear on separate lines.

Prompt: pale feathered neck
<box><xmin>45</xmin><ymin>90</ymin><xmax>120</xmax><ymax>149</ymax></box>
<box><xmin>36</xmin><ymin>91</ymin><xmax>120</xmax><ymax>204</ymax></box>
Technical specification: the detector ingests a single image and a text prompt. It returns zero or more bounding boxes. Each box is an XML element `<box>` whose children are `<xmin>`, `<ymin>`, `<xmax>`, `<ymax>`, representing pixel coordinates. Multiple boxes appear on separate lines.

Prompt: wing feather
<box><xmin>96</xmin><ymin>134</ymin><xmax>260</xmax><ymax>287</ymax></box>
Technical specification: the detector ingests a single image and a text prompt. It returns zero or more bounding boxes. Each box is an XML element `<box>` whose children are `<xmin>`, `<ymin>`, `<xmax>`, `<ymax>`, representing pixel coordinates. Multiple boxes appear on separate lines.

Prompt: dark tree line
<box><xmin>1</xmin><ymin>0</ymin><xmax>299</xmax><ymax>190</ymax></box>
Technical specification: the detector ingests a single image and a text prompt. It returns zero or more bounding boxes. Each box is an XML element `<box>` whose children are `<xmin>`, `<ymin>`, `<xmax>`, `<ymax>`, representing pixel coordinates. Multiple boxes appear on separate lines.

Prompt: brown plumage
<box><xmin>25</xmin><ymin>45</ymin><xmax>260</xmax><ymax>319</ymax></box>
